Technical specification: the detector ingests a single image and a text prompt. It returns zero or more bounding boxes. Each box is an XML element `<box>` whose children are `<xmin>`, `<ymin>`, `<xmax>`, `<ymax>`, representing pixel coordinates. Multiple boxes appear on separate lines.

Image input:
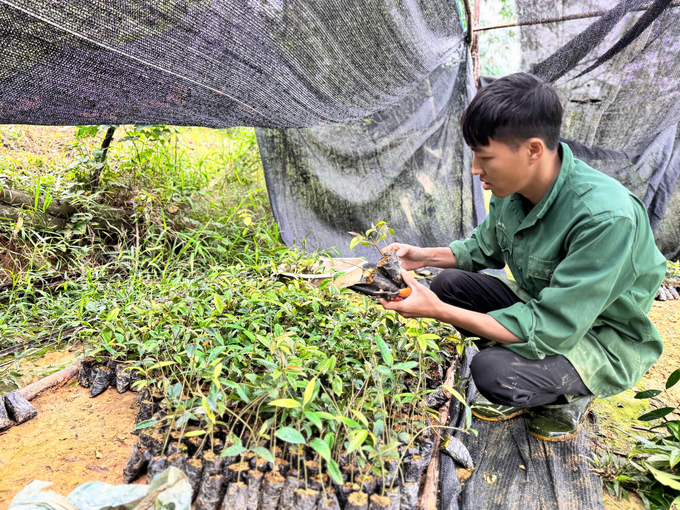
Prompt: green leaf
<box><xmin>213</xmin><ymin>363</ymin><xmax>223</xmax><ymax>380</ymax></box>
<box><xmin>668</xmin><ymin>369</ymin><xmax>680</xmax><ymax>390</ymax></box>
<box><xmin>349</xmin><ymin>236</ymin><xmax>362</xmax><ymax>251</ymax></box>
<box><xmin>106</xmin><ymin>307</ymin><xmax>120</xmax><ymax>322</ymax></box>
<box><xmin>269</xmin><ymin>398</ymin><xmax>301</xmax><ymax>408</ymax></box>
<box><xmin>336</xmin><ymin>416</ymin><xmax>362</xmax><ymax>429</ymax></box>
<box><xmin>332</xmin><ymin>375</ymin><xmax>343</xmax><ymax>396</ymax></box>
<box><xmin>309</xmin><ymin>437</ymin><xmax>332</xmax><ymax>460</ymax></box>
<box><xmin>133</xmin><ymin>419</ymin><xmax>158</xmax><ymax>431</ymax></box>
<box><xmin>326</xmin><ymin>459</ymin><xmax>344</xmax><ymax>485</ymax></box>
<box><xmin>316</xmin><ymin>411</ymin><xmax>336</xmax><ymax>421</ymax></box>
<box><xmin>634</xmin><ymin>389</ymin><xmax>663</xmax><ymax>399</ymax></box>
<box><xmin>221</xmin><ymin>444</ymin><xmax>246</xmax><ymax>457</ymax></box>
<box><xmin>303</xmin><ymin>378</ymin><xmax>317</xmax><ymax>406</ymax></box>
<box><xmin>251</xmin><ymin>446</ymin><xmax>275</xmax><ymax>464</ymax></box>
<box><xmin>373</xmin><ymin>419</ymin><xmax>384</xmax><ymax>438</ymax></box>
<box><xmin>236</xmin><ymin>384</ymin><xmax>251</xmax><ymax>404</ymax></box>
<box><xmin>276</xmin><ymin>427</ymin><xmax>306</xmax><ymax>444</ymax></box>
<box><xmin>375</xmin><ymin>335</ymin><xmax>393</xmax><ymax>367</ymax></box>
<box><xmin>670</xmin><ymin>495</ymin><xmax>680</xmax><ymax>510</ymax></box>
<box><xmin>645</xmin><ymin>464</ymin><xmax>680</xmax><ymax>490</ymax></box>
<box><xmin>351</xmin><ymin>410</ymin><xmax>370</xmax><ymax>429</ymax></box>
<box><xmin>184</xmin><ymin>430</ymin><xmax>206</xmax><ymax>437</ymax></box>
<box><xmin>639</xmin><ymin>407</ymin><xmax>675</xmax><ymax>421</ymax></box>
<box><xmin>304</xmin><ymin>411</ymin><xmax>323</xmax><ymax>431</ymax></box>
<box><xmin>324</xmin><ymin>432</ymin><xmax>335</xmax><ymax>450</ymax></box>
<box><xmin>346</xmin><ymin>430</ymin><xmax>368</xmax><ymax>454</ymax></box>
<box><xmin>392</xmin><ymin>361</ymin><xmax>418</xmax><ymax>371</ymax></box>
<box><xmin>201</xmin><ymin>396</ymin><xmax>215</xmax><ymax>422</ymax></box>
<box><xmin>668</xmin><ymin>421</ymin><xmax>680</xmax><ymax>441</ymax></box>
<box><xmin>213</xmin><ymin>294</ymin><xmax>224</xmax><ymax>314</ymax></box>
<box><xmin>417</xmin><ymin>336</ymin><xmax>427</xmax><ymax>353</ymax></box>
<box><xmin>670</xmin><ymin>449</ymin><xmax>680</xmax><ymax>469</ymax></box>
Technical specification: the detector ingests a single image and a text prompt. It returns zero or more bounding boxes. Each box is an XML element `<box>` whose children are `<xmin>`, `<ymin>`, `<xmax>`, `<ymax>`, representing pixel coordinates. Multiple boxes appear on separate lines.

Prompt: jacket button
<box><xmin>501</xmin><ymin>242</ymin><xmax>506</xmax><ymax>249</ymax></box>
<box><xmin>518</xmin><ymin>266</ymin><xmax>523</xmax><ymax>273</ymax></box>
<box><xmin>516</xmin><ymin>233</ymin><xmax>523</xmax><ymax>241</ymax></box>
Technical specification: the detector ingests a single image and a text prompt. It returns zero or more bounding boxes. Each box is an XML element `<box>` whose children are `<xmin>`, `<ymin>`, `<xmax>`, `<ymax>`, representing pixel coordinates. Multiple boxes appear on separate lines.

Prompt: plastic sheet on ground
<box><xmin>439</xmin><ymin>348</ymin><xmax>604</xmax><ymax>510</ymax></box>
<box><xmin>7</xmin><ymin>467</ymin><xmax>192</xmax><ymax>510</ymax></box>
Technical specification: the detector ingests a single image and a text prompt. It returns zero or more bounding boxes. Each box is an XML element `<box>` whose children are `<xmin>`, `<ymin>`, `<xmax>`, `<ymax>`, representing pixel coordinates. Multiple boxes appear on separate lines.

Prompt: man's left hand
<box><xmin>378</xmin><ymin>270</ymin><xmax>444</xmax><ymax>319</ymax></box>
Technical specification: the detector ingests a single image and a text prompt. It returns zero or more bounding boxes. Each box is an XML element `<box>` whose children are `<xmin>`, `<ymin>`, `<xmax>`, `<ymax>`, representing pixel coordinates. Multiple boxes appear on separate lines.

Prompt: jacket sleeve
<box><xmin>489</xmin><ymin>216</ymin><xmax>638</xmax><ymax>359</ymax></box>
<box><xmin>449</xmin><ymin>199</ymin><xmax>506</xmax><ymax>272</ymax></box>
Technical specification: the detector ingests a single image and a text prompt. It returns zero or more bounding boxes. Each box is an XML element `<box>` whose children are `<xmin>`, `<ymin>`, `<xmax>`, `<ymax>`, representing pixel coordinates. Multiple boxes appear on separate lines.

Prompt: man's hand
<box><xmin>381</xmin><ymin>243</ymin><xmax>427</xmax><ymax>271</ymax></box>
<box><xmin>378</xmin><ymin>270</ymin><xmax>443</xmax><ymax>319</ymax></box>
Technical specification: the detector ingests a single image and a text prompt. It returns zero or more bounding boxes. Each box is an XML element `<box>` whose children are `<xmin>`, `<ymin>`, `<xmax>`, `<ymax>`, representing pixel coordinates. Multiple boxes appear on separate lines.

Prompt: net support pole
<box><xmin>90</xmin><ymin>126</ymin><xmax>116</xmax><ymax>190</ymax></box>
<box><xmin>470</xmin><ymin>0</ymin><xmax>481</xmax><ymax>86</ymax></box>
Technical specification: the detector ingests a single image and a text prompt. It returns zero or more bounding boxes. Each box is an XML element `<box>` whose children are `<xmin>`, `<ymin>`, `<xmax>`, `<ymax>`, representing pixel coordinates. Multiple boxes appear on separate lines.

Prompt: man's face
<box><xmin>470</xmin><ymin>138</ymin><xmax>533</xmax><ymax>198</ymax></box>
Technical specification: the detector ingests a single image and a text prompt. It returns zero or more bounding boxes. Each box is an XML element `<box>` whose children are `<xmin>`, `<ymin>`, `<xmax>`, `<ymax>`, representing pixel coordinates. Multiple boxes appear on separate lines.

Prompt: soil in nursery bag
<box><xmin>0</xmin><ymin>384</ymin><xmax>140</xmax><ymax>506</ymax></box>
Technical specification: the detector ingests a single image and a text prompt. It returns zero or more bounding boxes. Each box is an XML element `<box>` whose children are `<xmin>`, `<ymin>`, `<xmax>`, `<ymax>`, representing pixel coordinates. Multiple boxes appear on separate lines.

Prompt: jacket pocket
<box><xmin>527</xmin><ymin>256</ymin><xmax>560</xmax><ymax>293</ymax></box>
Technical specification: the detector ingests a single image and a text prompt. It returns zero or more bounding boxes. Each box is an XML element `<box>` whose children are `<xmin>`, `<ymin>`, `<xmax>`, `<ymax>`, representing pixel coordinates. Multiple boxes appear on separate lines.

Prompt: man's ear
<box><xmin>526</xmin><ymin>138</ymin><xmax>544</xmax><ymax>165</ymax></box>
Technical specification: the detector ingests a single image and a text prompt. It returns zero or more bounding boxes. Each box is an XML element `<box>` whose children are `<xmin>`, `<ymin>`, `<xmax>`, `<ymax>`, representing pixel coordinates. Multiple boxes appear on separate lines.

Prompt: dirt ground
<box><xmin>644</xmin><ymin>300</ymin><xmax>680</xmax><ymax>395</ymax></box>
<box><xmin>0</xmin><ymin>385</ymin><xmax>140</xmax><ymax>508</ymax></box>
<box><xmin>0</xmin><ymin>301</ymin><xmax>678</xmax><ymax>508</ymax></box>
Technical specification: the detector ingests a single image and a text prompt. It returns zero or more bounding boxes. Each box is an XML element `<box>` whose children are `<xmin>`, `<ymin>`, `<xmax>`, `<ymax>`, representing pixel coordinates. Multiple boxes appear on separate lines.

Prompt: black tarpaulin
<box><xmin>439</xmin><ymin>348</ymin><xmax>605</xmax><ymax>510</ymax></box>
<box><xmin>256</xmin><ymin>45</ymin><xmax>485</xmax><ymax>261</ymax></box>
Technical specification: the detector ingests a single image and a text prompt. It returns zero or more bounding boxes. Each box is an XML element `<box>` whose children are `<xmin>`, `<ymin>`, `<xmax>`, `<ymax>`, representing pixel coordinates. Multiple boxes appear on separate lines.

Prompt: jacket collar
<box><xmin>514</xmin><ymin>142</ymin><xmax>573</xmax><ymax>228</ymax></box>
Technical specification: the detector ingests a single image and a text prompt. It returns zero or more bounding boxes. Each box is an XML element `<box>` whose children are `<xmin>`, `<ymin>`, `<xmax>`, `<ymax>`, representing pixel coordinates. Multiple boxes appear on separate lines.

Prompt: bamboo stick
<box><xmin>418</xmin><ymin>357</ymin><xmax>459</xmax><ymax>510</ymax></box>
<box><xmin>473</xmin><ymin>1</ymin><xmax>680</xmax><ymax>33</ymax></box>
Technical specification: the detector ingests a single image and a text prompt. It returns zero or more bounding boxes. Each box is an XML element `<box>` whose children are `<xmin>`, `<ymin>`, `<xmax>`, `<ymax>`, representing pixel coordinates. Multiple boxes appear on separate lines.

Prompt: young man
<box><xmin>379</xmin><ymin>72</ymin><xmax>666</xmax><ymax>441</ymax></box>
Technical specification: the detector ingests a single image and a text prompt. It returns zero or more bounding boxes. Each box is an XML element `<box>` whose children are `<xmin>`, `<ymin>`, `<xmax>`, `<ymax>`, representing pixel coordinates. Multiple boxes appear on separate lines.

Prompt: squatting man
<box><xmin>379</xmin><ymin>72</ymin><xmax>665</xmax><ymax>441</ymax></box>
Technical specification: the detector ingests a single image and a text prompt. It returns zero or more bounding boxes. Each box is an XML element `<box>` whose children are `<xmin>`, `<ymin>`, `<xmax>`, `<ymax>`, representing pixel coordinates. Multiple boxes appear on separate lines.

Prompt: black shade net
<box><xmin>520</xmin><ymin>0</ymin><xmax>680</xmax><ymax>259</ymax></box>
<box><xmin>2</xmin><ymin>0</ymin><xmax>680</xmax><ymax>258</ymax></box>
<box><xmin>0</xmin><ymin>0</ymin><xmax>464</xmax><ymax>128</ymax></box>
<box><xmin>256</xmin><ymin>44</ymin><xmax>485</xmax><ymax>260</ymax></box>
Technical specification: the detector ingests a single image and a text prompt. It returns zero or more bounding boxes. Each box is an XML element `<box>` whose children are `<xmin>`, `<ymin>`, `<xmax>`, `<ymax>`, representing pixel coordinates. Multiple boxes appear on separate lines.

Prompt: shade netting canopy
<box><xmin>3</xmin><ymin>0</ymin><xmax>679</xmax><ymax>259</ymax></box>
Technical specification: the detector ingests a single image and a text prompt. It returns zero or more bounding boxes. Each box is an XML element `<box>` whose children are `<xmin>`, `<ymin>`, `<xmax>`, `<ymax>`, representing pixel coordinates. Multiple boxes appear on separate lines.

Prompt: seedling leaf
<box><xmin>276</xmin><ymin>427</ymin><xmax>306</xmax><ymax>444</ymax></box>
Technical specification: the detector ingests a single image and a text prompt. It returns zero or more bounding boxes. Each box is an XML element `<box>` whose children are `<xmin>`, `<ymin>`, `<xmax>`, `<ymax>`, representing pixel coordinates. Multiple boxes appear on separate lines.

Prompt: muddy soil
<box><xmin>0</xmin><ymin>384</ymin><xmax>140</xmax><ymax>508</ymax></box>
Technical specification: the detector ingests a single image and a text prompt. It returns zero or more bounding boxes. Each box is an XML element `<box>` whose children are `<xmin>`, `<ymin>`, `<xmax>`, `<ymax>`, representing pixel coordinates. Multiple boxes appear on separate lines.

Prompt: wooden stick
<box><xmin>471</xmin><ymin>0</ymin><xmax>481</xmax><ymax>87</ymax></box>
<box><xmin>18</xmin><ymin>361</ymin><xmax>81</xmax><ymax>401</ymax></box>
<box><xmin>473</xmin><ymin>1</ymin><xmax>680</xmax><ymax>33</ymax></box>
<box><xmin>462</xmin><ymin>0</ymin><xmax>473</xmax><ymax>44</ymax></box>
<box><xmin>418</xmin><ymin>358</ymin><xmax>459</xmax><ymax>510</ymax></box>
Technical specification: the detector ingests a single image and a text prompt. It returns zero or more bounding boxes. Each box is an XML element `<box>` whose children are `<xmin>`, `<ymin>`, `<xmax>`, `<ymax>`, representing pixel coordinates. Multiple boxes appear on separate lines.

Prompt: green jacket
<box><xmin>450</xmin><ymin>142</ymin><xmax>665</xmax><ymax>398</ymax></box>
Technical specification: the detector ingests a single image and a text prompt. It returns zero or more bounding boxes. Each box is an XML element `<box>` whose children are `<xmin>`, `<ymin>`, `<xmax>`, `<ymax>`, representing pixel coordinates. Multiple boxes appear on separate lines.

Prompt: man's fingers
<box><xmin>401</xmin><ymin>269</ymin><xmax>418</xmax><ymax>285</ymax></box>
<box><xmin>382</xmin><ymin>243</ymin><xmax>399</xmax><ymax>254</ymax></box>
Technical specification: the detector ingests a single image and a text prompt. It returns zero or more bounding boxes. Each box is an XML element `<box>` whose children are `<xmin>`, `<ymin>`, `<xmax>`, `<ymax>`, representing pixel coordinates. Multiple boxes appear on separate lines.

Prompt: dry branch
<box><xmin>0</xmin><ymin>203</ymin><xmax>66</xmax><ymax>230</ymax></box>
<box><xmin>419</xmin><ymin>358</ymin><xmax>459</xmax><ymax>510</ymax></box>
<box><xmin>473</xmin><ymin>0</ymin><xmax>680</xmax><ymax>32</ymax></box>
<box><xmin>0</xmin><ymin>187</ymin><xmax>76</xmax><ymax>218</ymax></box>
<box><xmin>0</xmin><ymin>187</ymin><xmax>132</xmax><ymax>233</ymax></box>
<box><xmin>18</xmin><ymin>361</ymin><xmax>80</xmax><ymax>401</ymax></box>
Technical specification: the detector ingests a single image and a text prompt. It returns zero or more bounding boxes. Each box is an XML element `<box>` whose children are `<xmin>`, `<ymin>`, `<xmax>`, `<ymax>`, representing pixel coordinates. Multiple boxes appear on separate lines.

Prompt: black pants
<box><xmin>430</xmin><ymin>269</ymin><xmax>590</xmax><ymax>408</ymax></box>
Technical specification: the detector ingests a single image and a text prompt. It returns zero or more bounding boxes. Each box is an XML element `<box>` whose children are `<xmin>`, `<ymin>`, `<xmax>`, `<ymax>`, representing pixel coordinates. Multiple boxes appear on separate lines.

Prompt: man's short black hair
<box><xmin>461</xmin><ymin>72</ymin><xmax>563</xmax><ymax>151</ymax></box>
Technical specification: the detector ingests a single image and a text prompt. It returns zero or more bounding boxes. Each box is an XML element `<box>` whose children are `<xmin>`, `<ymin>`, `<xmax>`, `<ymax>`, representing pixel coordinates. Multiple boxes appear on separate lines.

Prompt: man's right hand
<box><xmin>381</xmin><ymin>243</ymin><xmax>428</xmax><ymax>271</ymax></box>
